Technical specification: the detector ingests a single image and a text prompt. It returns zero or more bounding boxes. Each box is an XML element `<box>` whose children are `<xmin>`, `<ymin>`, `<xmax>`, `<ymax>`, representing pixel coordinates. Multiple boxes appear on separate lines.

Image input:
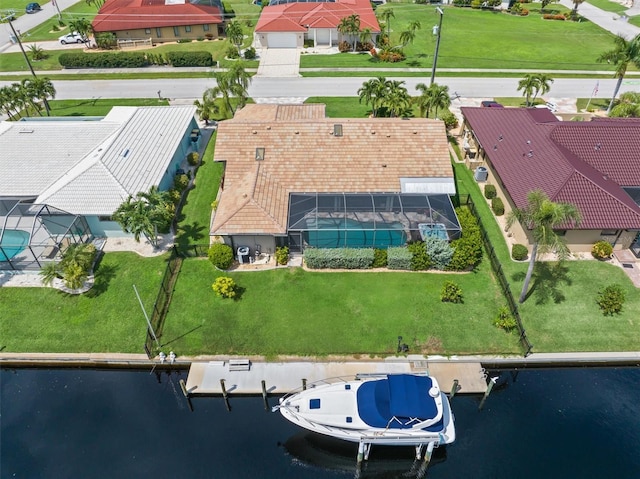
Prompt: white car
<box><xmin>59</xmin><ymin>32</ymin><xmax>87</xmax><ymax>44</ymax></box>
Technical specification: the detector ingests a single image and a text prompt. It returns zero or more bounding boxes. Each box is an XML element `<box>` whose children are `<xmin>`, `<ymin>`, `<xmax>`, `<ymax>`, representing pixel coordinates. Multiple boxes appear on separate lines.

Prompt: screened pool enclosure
<box><xmin>287</xmin><ymin>193</ymin><xmax>461</xmax><ymax>251</ymax></box>
<box><xmin>0</xmin><ymin>200</ymin><xmax>92</xmax><ymax>271</ymax></box>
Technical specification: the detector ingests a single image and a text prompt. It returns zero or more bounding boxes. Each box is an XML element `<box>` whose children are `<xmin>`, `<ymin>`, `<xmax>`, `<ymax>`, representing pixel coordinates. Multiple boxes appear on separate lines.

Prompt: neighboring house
<box><xmin>92</xmin><ymin>0</ymin><xmax>224</xmax><ymax>45</ymax></box>
<box><xmin>211</xmin><ymin>104</ymin><xmax>459</xmax><ymax>257</ymax></box>
<box><xmin>0</xmin><ymin>106</ymin><xmax>199</xmax><ymax>242</ymax></box>
<box><xmin>254</xmin><ymin>0</ymin><xmax>379</xmax><ymax>48</ymax></box>
<box><xmin>460</xmin><ymin>107</ymin><xmax>640</xmax><ymax>256</ymax></box>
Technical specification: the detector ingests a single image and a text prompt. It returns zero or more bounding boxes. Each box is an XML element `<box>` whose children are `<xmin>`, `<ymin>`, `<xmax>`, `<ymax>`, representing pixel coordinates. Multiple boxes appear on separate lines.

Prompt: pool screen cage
<box><xmin>0</xmin><ymin>199</ymin><xmax>92</xmax><ymax>271</ymax></box>
<box><xmin>287</xmin><ymin>193</ymin><xmax>461</xmax><ymax>250</ymax></box>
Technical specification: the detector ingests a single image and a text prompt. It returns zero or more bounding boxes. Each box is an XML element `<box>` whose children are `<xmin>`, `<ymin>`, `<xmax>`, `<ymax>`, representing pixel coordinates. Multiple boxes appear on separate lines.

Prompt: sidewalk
<box><xmin>558</xmin><ymin>0</ymin><xmax>640</xmax><ymax>38</ymax></box>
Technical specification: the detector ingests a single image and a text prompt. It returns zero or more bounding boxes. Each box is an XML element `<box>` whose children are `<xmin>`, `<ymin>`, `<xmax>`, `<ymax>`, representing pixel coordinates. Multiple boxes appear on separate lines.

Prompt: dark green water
<box><xmin>1</xmin><ymin>367</ymin><xmax>639</xmax><ymax>478</ymax></box>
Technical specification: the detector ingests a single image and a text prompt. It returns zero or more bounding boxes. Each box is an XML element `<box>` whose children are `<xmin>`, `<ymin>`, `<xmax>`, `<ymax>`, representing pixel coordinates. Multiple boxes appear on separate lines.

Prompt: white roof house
<box><xmin>0</xmin><ymin>106</ymin><xmax>196</xmax><ymax>216</ymax></box>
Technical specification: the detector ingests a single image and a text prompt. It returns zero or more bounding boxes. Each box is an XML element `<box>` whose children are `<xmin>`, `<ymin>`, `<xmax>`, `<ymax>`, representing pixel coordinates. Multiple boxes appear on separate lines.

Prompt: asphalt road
<box><xmin>4</xmin><ymin>77</ymin><xmax>638</xmax><ymax>100</ymax></box>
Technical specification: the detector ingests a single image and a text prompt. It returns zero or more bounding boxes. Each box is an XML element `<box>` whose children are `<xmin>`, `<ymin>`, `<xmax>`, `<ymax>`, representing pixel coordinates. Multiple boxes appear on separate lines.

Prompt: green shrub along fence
<box><xmin>144</xmin><ymin>246</ymin><xmax>183</xmax><ymax>358</ymax></box>
<box><xmin>463</xmin><ymin>195</ymin><xmax>534</xmax><ymax>356</ymax></box>
<box><xmin>59</xmin><ymin>51</ymin><xmax>214</xmax><ymax>69</ymax></box>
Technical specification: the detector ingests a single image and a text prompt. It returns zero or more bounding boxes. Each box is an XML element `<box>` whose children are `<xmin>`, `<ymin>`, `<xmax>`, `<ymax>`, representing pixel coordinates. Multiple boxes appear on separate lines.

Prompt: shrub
<box><xmin>484</xmin><ymin>184</ymin><xmax>497</xmax><ymax>199</ymax></box>
<box><xmin>212</xmin><ymin>276</ymin><xmax>237</xmax><ymax>298</ymax></box>
<box><xmin>205</xmin><ymin>33</ymin><xmax>215</xmax><ymax>40</ymax></box>
<box><xmin>491</xmin><ymin>197</ymin><xmax>505</xmax><ymax>216</ymax></box>
<box><xmin>452</xmin><ymin>0</ymin><xmax>472</xmax><ymax>5</ymax></box>
<box><xmin>51</xmin><ymin>23</ymin><xmax>60</xmax><ymax>32</ymax></box>
<box><xmin>167</xmin><ymin>188</ymin><xmax>182</xmax><ymax>205</ymax></box>
<box><xmin>275</xmin><ymin>246</ymin><xmax>289</xmax><ymax>266</ymax></box>
<box><xmin>356</xmin><ymin>41</ymin><xmax>374</xmax><ymax>52</ymax></box>
<box><xmin>440</xmin><ymin>112</ymin><xmax>458</xmax><ymax>130</ymax></box>
<box><xmin>372</xmin><ymin>248</ymin><xmax>387</xmax><ymax>268</ymax></box>
<box><xmin>95</xmin><ymin>32</ymin><xmax>117</xmax><ymax>50</ymax></box>
<box><xmin>596</xmin><ymin>284</ymin><xmax>625</xmax><ymax>316</ymax></box>
<box><xmin>592</xmin><ymin>240</ymin><xmax>613</xmax><ymax>260</ymax></box>
<box><xmin>512</xmin><ymin>244</ymin><xmax>528</xmax><ymax>261</ymax></box>
<box><xmin>338</xmin><ymin>41</ymin><xmax>351</xmax><ymax>53</ymax></box>
<box><xmin>378</xmin><ymin>49</ymin><xmax>405</xmax><ymax>63</ymax></box>
<box><xmin>211</xmin><ymin>199</ymin><xmax>219</xmax><ymax>211</ymax></box>
<box><xmin>208</xmin><ymin>243</ymin><xmax>234</xmax><ymax>269</ymax></box>
<box><xmin>387</xmin><ymin>246</ymin><xmax>412</xmax><ymax>270</ymax></box>
<box><xmin>447</xmin><ymin>207</ymin><xmax>483</xmax><ymax>271</ymax></box>
<box><xmin>187</xmin><ymin>152</ymin><xmax>200</xmax><ymax>166</ymax></box>
<box><xmin>425</xmin><ymin>237</ymin><xmax>454</xmax><ymax>270</ymax></box>
<box><xmin>440</xmin><ymin>280</ymin><xmax>463</xmax><ymax>303</ymax></box>
<box><xmin>59</xmin><ymin>51</ymin><xmax>148</xmax><ymax>68</ymax></box>
<box><xmin>177</xmin><ymin>38</ymin><xmax>193</xmax><ymax>43</ymax></box>
<box><xmin>166</xmin><ymin>51</ymin><xmax>213</xmax><ymax>67</ymax></box>
<box><xmin>174</xmin><ymin>174</ymin><xmax>189</xmax><ymax>191</ymax></box>
<box><xmin>408</xmin><ymin>241</ymin><xmax>431</xmax><ymax>271</ymax></box>
<box><xmin>226</xmin><ymin>46</ymin><xmax>240</xmax><ymax>59</ymax></box>
<box><xmin>493</xmin><ymin>306</ymin><xmax>517</xmax><ymax>332</ymax></box>
<box><xmin>304</xmin><ymin>248</ymin><xmax>374</xmax><ymax>269</ymax></box>
<box><xmin>543</xmin><ymin>13</ymin><xmax>566</xmax><ymax>20</ymax></box>
<box><xmin>243</xmin><ymin>47</ymin><xmax>256</xmax><ymax>60</ymax></box>
<box><xmin>471</xmin><ymin>0</ymin><xmax>482</xmax><ymax>8</ymax></box>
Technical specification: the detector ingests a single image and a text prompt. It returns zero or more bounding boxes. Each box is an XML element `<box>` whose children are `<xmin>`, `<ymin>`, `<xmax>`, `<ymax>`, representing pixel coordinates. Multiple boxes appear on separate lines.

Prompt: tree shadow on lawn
<box><xmin>161</xmin><ymin>324</ymin><xmax>203</xmax><ymax>348</ymax></box>
<box><xmin>513</xmin><ymin>261</ymin><xmax>571</xmax><ymax>305</ymax></box>
<box><xmin>175</xmin><ymin>222</ymin><xmax>208</xmax><ymax>249</ymax></box>
<box><xmin>85</xmin><ymin>256</ymin><xmax>117</xmax><ymax>298</ymax></box>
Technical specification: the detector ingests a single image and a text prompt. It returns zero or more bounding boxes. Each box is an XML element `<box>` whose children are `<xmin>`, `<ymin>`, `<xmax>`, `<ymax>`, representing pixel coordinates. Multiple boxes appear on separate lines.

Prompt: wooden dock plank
<box><xmin>185</xmin><ymin>360</ymin><xmax>487</xmax><ymax>396</ymax></box>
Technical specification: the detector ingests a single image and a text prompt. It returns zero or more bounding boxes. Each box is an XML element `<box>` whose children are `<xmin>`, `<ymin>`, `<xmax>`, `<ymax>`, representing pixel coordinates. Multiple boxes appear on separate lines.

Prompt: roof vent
<box><xmin>19</xmin><ymin>129</ymin><xmax>34</xmax><ymax>134</ymax></box>
<box><xmin>266</xmin><ymin>126</ymin><xmax>271</xmax><ymax>130</ymax></box>
<box><xmin>295</xmin><ymin>130</ymin><xmax>299</xmax><ymax>135</ymax></box>
<box><xmin>255</xmin><ymin>148</ymin><xmax>265</xmax><ymax>161</ymax></box>
<box><xmin>252</xmin><ymin>130</ymin><xmax>257</xmax><ymax>134</ymax></box>
<box><xmin>371</xmin><ymin>130</ymin><xmax>376</xmax><ymax>135</ymax></box>
<box><xmin>333</xmin><ymin>124</ymin><xmax>343</xmax><ymax>137</ymax></box>
<box><xmin>121</xmin><ymin>149</ymin><xmax>130</xmax><ymax>158</ymax></box>
<box><xmin>498</xmin><ymin>134</ymin><xmax>503</xmax><ymax>142</ymax></box>
<box><xmin>595</xmin><ymin>143</ymin><xmax>602</xmax><ymax>151</ymax></box>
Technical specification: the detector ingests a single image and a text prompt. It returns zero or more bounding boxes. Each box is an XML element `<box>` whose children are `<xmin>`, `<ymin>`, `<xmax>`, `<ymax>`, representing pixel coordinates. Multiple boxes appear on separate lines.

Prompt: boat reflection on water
<box><xmin>283</xmin><ymin>431</ymin><xmax>447</xmax><ymax>479</ymax></box>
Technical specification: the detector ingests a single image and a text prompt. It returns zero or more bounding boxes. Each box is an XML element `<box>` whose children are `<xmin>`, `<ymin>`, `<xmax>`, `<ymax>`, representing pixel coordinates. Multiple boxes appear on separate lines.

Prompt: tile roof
<box><xmin>212</xmin><ymin>104</ymin><xmax>452</xmax><ymax>235</ymax></box>
<box><xmin>461</xmin><ymin>107</ymin><xmax>640</xmax><ymax>230</ymax></box>
<box><xmin>255</xmin><ymin>0</ymin><xmax>380</xmax><ymax>33</ymax></box>
<box><xmin>92</xmin><ymin>0</ymin><xmax>222</xmax><ymax>32</ymax></box>
<box><xmin>0</xmin><ymin>106</ymin><xmax>196</xmax><ymax>216</ymax></box>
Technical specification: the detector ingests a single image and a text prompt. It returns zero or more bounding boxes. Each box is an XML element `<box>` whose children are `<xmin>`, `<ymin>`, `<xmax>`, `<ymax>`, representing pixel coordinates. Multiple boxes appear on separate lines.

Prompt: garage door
<box><xmin>315</xmin><ymin>29</ymin><xmax>330</xmax><ymax>45</ymax></box>
<box><xmin>268</xmin><ymin>33</ymin><xmax>297</xmax><ymax>48</ymax></box>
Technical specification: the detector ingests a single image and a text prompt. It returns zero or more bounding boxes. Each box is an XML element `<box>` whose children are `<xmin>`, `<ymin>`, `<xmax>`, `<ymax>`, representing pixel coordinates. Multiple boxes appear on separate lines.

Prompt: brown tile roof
<box><xmin>232</xmin><ymin>104</ymin><xmax>326</xmax><ymax>121</ymax></box>
<box><xmin>92</xmin><ymin>0</ymin><xmax>222</xmax><ymax>32</ymax></box>
<box><xmin>255</xmin><ymin>0</ymin><xmax>380</xmax><ymax>34</ymax></box>
<box><xmin>212</xmin><ymin>104</ymin><xmax>452</xmax><ymax>235</ymax></box>
<box><xmin>461</xmin><ymin>107</ymin><xmax>640</xmax><ymax>230</ymax></box>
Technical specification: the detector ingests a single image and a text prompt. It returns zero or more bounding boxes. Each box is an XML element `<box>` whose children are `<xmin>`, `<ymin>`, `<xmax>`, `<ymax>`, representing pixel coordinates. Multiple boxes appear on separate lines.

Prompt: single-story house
<box><xmin>211</xmin><ymin>104</ymin><xmax>459</xmax><ymax>257</ymax></box>
<box><xmin>92</xmin><ymin>0</ymin><xmax>224</xmax><ymax>45</ymax></box>
<box><xmin>0</xmin><ymin>105</ymin><xmax>199</xmax><ymax>246</ymax></box>
<box><xmin>254</xmin><ymin>0</ymin><xmax>380</xmax><ymax>48</ymax></box>
<box><xmin>460</xmin><ymin>107</ymin><xmax>640</xmax><ymax>256</ymax></box>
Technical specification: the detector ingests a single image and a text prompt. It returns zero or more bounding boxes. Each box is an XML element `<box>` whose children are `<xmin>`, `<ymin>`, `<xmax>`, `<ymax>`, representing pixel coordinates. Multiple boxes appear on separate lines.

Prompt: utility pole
<box><xmin>2</xmin><ymin>15</ymin><xmax>38</xmax><ymax>79</ymax></box>
<box><xmin>52</xmin><ymin>0</ymin><xmax>62</xmax><ymax>22</ymax></box>
<box><xmin>430</xmin><ymin>7</ymin><xmax>444</xmax><ymax>86</ymax></box>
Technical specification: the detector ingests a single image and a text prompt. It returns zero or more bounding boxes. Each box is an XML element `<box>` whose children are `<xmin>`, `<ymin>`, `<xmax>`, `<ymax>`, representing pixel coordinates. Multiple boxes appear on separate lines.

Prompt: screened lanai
<box><xmin>0</xmin><ymin>200</ymin><xmax>92</xmax><ymax>271</ymax></box>
<box><xmin>287</xmin><ymin>193</ymin><xmax>461</xmax><ymax>251</ymax></box>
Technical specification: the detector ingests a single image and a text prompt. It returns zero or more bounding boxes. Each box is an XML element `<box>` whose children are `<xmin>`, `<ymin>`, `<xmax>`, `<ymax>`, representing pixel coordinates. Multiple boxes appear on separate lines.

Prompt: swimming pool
<box><xmin>304</xmin><ymin>218</ymin><xmax>407</xmax><ymax>248</ymax></box>
<box><xmin>0</xmin><ymin>229</ymin><xmax>30</xmax><ymax>262</ymax></box>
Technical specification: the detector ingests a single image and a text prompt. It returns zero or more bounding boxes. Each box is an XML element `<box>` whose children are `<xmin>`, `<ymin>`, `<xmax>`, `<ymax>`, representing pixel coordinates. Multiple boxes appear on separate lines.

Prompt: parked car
<box><xmin>481</xmin><ymin>100</ymin><xmax>504</xmax><ymax>108</ymax></box>
<box><xmin>59</xmin><ymin>32</ymin><xmax>87</xmax><ymax>44</ymax></box>
<box><xmin>25</xmin><ymin>2</ymin><xmax>41</xmax><ymax>13</ymax></box>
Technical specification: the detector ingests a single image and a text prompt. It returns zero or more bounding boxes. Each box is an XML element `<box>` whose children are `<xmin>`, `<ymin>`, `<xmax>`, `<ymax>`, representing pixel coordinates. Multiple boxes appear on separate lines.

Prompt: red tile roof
<box><xmin>92</xmin><ymin>0</ymin><xmax>222</xmax><ymax>32</ymax></box>
<box><xmin>255</xmin><ymin>0</ymin><xmax>380</xmax><ymax>33</ymax></box>
<box><xmin>461</xmin><ymin>107</ymin><xmax>640</xmax><ymax>230</ymax></box>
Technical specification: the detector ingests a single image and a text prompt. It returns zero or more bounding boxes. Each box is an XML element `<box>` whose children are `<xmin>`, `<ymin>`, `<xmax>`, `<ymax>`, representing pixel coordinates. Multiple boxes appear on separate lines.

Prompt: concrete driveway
<box><xmin>256</xmin><ymin>48</ymin><xmax>301</xmax><ymax>77</ymax></box>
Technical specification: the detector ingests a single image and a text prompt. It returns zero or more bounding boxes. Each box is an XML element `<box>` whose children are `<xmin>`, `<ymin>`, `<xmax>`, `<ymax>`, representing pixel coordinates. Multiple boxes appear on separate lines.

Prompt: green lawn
<box><xmin>586</xmin><ymin>0</ymin><xmax>628</xmax><ymax>14</ymax></box>
<box><xmin>300</xmin><ymin>4</ymin><xmax>618</xmax><ymax>71</ymax></box>
<box><xmin>43</xmin><ymin>97</ymin><xmax>169</xmax><ymax>116</ymax></box>
<box><xmin>21</xmin><ymin>1</ymin><xmax>98</xmax><ymax>42</ymax></box>
<box><xmin>1</xmin><ymin>0</ymin><xmax>50</xmax><ymax>19</ymax></box>
<box><xmin>306</xmin><ymin>96</ymin><xmax>371</xmax><ymax>117</ymax></box>
<box><xmin>0</xmin><ymin>253</ymin><xmax>167</xmax><ymax>353</ymax></box>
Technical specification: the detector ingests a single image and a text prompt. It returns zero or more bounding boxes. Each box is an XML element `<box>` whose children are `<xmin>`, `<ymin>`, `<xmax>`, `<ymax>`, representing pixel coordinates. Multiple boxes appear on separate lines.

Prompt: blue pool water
<box><xmin>304</xmin><ymin>218</ymin><xmax>407</xmax><ymax>248</ymax></box>
<box><xmin>0</xmin><ymin>229</ymin><xmax>30</xmax><ymax>261</ymax></box>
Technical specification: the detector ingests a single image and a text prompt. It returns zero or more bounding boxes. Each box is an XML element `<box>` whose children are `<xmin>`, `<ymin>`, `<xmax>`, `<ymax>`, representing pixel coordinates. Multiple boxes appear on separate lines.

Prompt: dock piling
<box><xmin>261</xmin><ymin>380</ymin><xmax>269</xmax><ymax>410</ymax></box>
<box><xmin>302</xmin><ymin>378</ymin><xmax>307</xmax><ymax>390</ymax></box>
<box><xmin>478</xmin><ymin>376</ymin><xmax>498</xmax><ymax>410</ymax></box>
<box><xmin>450</xmin><ymin>379</ymin><xmax>460</xmax><ymax>398</ymax></box>
<box><xmin>220</xmin><ymin>378</ymin><xmax>231</xmax><ymax>412</ymax></box>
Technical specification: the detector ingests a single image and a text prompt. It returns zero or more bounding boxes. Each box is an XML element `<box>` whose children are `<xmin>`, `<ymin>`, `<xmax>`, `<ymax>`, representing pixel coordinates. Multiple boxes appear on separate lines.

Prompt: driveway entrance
<box><xmin>256</xmin><ymin>48</ymin><xmax>301</xmax><ymax>77</ymax></box>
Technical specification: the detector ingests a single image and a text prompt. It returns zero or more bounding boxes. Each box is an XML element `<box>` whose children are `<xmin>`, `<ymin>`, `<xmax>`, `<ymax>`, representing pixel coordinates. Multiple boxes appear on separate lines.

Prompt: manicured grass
<box><xmin>175</xmin><ymin>131</ymin><xmax>224</xmax><ymax>248</ymax></box>
<box><xmin>1</xmin><ymin>50</ymin><xmax>66</xmax><ymax>72</ymax></box>
<box><xmin>162</xmin><ymin>260</ymin><xmax>520</xmax><ymax>356</ymax></box>
<box><xmin>300</xmin><ymin>5</ymin><xmax>618</xmax><ymax>71</ymax></box>
<box><xmin>1</xmin><ymin>0</ymin><xmax>50</xmax><ymax>19</ymax></box>
<box><xmin>306</xmin><ymin>96</ymin><xmax>371</xmax><ymax>117</ymax></box>
<box><xmin>575</xmin><ymin>97</ymin><xmax>609</xmax><ymax>111</ymax></box>
<box><xmin>0</xmin><ymin>253</ymin><xmax>168</xmax><ymax>353</ymax></box>
<box><xmin>43</xmin><ymin>97</ymin><xmax>169</xmax><ymax>116</ymax></box>
<box><xmin>586</xmin><ymin>0</ymin><xmax>628</xmax><ymax>14</ymax></box>
<box><xmin>22</xmin><ymin>1</ymin><xmax>98</xmax><ymax>42</ymax></box>
<box><xmin>0</xmin><ymin>72</ymin><xmax>217</xmax><ymax>81</ymax></box>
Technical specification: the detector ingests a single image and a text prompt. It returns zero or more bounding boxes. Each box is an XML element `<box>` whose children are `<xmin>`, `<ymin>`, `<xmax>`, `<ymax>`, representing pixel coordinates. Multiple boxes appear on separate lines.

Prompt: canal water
<box><xmin>2</xmin><ymin>366</ymin><xmax>640</xmax><ymax>478</ymax></box>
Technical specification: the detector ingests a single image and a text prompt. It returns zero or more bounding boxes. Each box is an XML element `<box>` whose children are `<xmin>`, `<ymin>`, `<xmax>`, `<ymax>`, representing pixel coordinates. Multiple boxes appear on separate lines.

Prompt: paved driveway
<box><xmin>256</xmin><ymin>48</ymin><xmax>301</xmax><ymax>77</ymax></box>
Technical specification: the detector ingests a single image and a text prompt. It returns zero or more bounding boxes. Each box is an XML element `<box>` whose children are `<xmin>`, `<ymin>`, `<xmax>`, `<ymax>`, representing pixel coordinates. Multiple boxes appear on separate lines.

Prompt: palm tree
<box><xmin>225</xmin><ymin>20</ymin><xmax>244</xmax><ymax>55</ymax></box>
<box><xmin>506</xmin><ymin>189</ymin><xmax>581</xmax><ymax>303</ymax></box>
<box><xmin>338</xmin><ymin>14</ymin><xmax>361</xmax><ymax>52</ymax></box>
<box><xmin>23</xmin><ymin>77</ymin><xmax>55</xmax><ymax>116</ymax></box>
<box><xmin>20</xmin><ymin>78</ymin><xmax>43</xmax><ymax>116</ymax></box>
<box><xmin>359</xmin><ymin>28</ymin><xmax>372</xmax><ymax>49</ymax></box>
<box><xmin>28</xmin><ymin>44</ymin><xmax>47</xmax><ymax>61</ymax></box>
<box><xmin>194</xmin><ymin>89</ymin><xmax>221</xmax><ymax>124</ymax></box>
<box><xmin>414</xmin><ymin>82</ymin><xmax>450</xmax><ymax>118</ymax></box>
<box><xmin>414</xmin><ymin>82</ymin><xmax>435</xmax><ymax>118</ymax></box>
<box><xmin>69</xmin><ymin>18</ymin><xmax>93</xmax><ymax>47</ymax></box>
<box><xmin>517</xmin><ymin>73</ymin><xmax>538</xmax><ymax>106</ymax></box>
<box><xmin>570</xmin><ymin>0</ymin><xmax>584</xmax><ymax>17</ymax></box>
<box><xmin>211</xmin><ymin>61</ymin><xmax>251</xmax><ymax>116</ymax></box>
<box><xmin>383</xmin><ymin>80</ymin><xmax>410</xmax><ymax>117</ymax></box>
<box><xmin>610</xmin><ymin>91</ymin><xmax>640</xmax><ymax>117</ymax></box>
<box><xmin>531</xmin><ymin>73</ymin><xmax>554</xmax><ymax>104</ymax></box>
<box><xmin>597</xmin><ymin>34</ymin><xmax>640</xmax><ymax>114</ymax></box>
<box><xmin>379</xmin><ymin>8</ymin><xmax>395</xmax><ymax>40</ymax></box>
<box><xmin>358</xmin><ymin>77</ymin><xmax>388</xmax><ymax>117</ymax></box>
<box><xmin>113</xmin><ymin>187</ymin><xmax>173</xmax><ymax>248</ymax></box>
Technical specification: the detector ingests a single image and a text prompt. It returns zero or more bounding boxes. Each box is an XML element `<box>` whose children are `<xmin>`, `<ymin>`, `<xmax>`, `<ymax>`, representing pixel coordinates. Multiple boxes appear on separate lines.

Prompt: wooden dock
<box><xmin>184</xmin><ymin>360</ymin><xmax>487</xmax><ymax>396</ymax></box>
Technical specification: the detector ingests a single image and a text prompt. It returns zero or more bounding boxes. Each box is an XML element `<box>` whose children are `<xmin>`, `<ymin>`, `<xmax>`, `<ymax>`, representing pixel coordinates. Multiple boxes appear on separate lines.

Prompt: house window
<box><xmin>601</xmin><ymin>229</ymin><xmax>619</xmax><ymax>236</ymax></box>
<box><xmin>203</xmin><ymin>24</ymin><xmax>210</xmax><ymax>32</ymax></box>
<box><xmin>156</xmin><ymin>28</ymin><xmax>162</xmax><ymax>38</ymax></box>
<box><xmin>553</xmin><ymin>229</ymin><xmax>567</xmax><ymax>236</ymax></box>
<box><xmin>98</xmin><ymin>216</ymin><xmax>113</xmax><ymax>222</ymax></box>
<box><xmin>185</xmin><ymin>25</ymin><xmax>191</xmax><ymax>33</ymax></box>
<box><xmin>145</xmin><ymin>28</ymin><xmax>151</xmax><ymax>34</ymax></box>
<box><xmin>173</xmin><ymin>26</ymin><xmax>180</xmax><ymax>37</ymax></box>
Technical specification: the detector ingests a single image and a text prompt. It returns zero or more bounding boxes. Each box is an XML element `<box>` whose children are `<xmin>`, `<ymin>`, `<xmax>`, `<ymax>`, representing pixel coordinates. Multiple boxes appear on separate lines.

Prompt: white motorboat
<box><xmin>275</xmin><ymin>373</ymin><xmax>455</xmax><ymax>462</ymax></box>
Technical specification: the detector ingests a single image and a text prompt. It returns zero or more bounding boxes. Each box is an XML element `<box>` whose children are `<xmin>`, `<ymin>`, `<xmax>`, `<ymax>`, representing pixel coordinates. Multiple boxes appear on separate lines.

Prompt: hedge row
<box><xmin>59</xmin><ymin>50</ymin><xmax>213</xmax><ymax>69</ymax></box>
<box><xmin>304</xmin><ymin>248</ymin><xmax>374</xmax><ymax>269</ymax></box>
<box><xmin>447</xmin><ymin>207</ymin><xmax>483</xmax><ymax>271</ymax></box>
<box><xmin>387</xmin><ymin>246</ymin><xmax>412</xmax><ymax>270</ymax></box>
